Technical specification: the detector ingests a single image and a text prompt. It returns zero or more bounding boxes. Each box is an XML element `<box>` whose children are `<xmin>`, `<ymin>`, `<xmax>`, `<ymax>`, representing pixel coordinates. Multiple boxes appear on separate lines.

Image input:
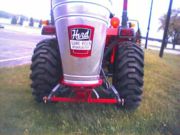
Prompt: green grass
<box><xmin>0</xmin><ymin>50</ymin><xmax>180</xmax><ymax>135</ymax></box>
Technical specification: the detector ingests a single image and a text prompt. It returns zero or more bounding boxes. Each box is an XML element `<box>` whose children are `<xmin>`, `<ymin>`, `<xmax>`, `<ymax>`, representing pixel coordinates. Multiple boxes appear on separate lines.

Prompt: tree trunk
<box><xmin>172</xmin><ymin>33</ymin><xmax>178</xmax><ymax>50</ymax></box>
<box><xmin>173</xmin><ymin>41</ymin><xmax>176</xmax><ymax>49</ymax></box>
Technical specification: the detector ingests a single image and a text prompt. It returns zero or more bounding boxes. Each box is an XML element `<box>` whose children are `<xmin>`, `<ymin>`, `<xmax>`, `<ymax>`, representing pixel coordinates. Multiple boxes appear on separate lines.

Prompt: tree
<box><xmin>159</xmin><ymin>9</ymin><xmax>180</xmax><ymax>49</ymax></box>
<box><xmin>11</xmin><ymin>16</ymin><xmax>17</xmax><ymax>25</ymax></box>
<box><xmin>17</xmin><ymin>16</ymin><xmax>24</xmax><ymax>26</ymax></box>
<box><xmin>29</xmin><ymin>17</ymin><xmax>34</xmax><ymax>27</ymax></box>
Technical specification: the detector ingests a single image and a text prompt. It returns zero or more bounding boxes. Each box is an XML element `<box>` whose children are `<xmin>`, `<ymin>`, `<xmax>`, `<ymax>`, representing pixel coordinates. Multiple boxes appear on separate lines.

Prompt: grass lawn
<box><xmin>0</xmin><ymin>50</ymin><xmax>180</xmax><ymax>135</ymax></box>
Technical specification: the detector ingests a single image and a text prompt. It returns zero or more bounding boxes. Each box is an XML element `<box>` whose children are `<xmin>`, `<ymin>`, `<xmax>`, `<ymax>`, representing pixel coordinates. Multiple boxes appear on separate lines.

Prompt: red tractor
<box><xmin>30</xmin><ymin>0</ymin><xmax>144</xmax><ymax>110</ymax></box>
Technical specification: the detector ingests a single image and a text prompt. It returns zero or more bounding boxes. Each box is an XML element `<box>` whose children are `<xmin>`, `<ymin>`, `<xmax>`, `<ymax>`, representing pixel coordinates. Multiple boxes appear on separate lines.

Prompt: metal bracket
<box><xmin>101</xmin><ymin>69</ymin><xmax>124</xmax><ymax>106</ymax></box>
<box><xmin>43</xmin><ymin>83</ymin><xmax>61</xmax><ymax>103</ymax></box>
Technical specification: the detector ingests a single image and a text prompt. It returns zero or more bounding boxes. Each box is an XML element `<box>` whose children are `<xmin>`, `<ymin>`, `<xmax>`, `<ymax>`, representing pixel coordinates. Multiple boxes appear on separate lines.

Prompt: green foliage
<box><xmin>0</xmin><ymin>51</ymin><xmax>180</xmax><ymax>135</ymax></box>
<box><xmin>159</xmin><ymin>9</ymin><xmax>180</xmax><ymax>47</ymax></box>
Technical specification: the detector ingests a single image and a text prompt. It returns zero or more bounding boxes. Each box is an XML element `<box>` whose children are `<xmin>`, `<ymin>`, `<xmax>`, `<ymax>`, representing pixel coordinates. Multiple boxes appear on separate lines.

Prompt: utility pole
<box><xmin>159</xmin><ymin>0</ymin><xmax>173</xmax><ymax>57</ymax></box>
<box><xmin>145</xmin><ymin>0</ymin><xmax>154</xmax><ymax>49</ymax></box>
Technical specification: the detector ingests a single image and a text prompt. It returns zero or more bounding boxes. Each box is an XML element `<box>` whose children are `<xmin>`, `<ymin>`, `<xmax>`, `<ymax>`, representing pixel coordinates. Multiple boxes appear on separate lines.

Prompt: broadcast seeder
<box><xmin>30</xmin><ymin>0</ymin><xmax>144</xmax><ymax>110</ymax></box>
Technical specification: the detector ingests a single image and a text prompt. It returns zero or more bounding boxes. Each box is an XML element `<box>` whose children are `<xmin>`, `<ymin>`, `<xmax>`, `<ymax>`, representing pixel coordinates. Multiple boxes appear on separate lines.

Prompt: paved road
<box><xmin>140</xmin><ymin>39</ymin><xmax>180</xmax><ymax>55</ymax></box>
<box><xmin>0</xmin><ymin>26</ymin><xmax>49</xmax><ymax>68</ymax></box>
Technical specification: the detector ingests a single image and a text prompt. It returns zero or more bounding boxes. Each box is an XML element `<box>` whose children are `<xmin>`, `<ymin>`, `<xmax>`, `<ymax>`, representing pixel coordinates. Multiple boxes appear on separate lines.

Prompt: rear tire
<box><xmin>113</xmin><ymin>42</ymin><xmax>144</xmax><ymax>110</ymax></box>
<box><xmin>30</xmin><ymin>38</ymin><xmax>62</xmax><ymax>102</ymax></box>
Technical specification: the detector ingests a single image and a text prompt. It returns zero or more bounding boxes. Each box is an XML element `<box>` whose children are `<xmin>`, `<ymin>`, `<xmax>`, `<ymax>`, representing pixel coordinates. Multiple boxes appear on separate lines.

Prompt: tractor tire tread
<box><xmin>113</xmin><ymin>42</ymin><xmax>144</xmax><ymax>110</ymax></box>
<box><xmin>30</xmin><ymin>38</ymin><xmax>62</xmax><ymax>102</ymax></box>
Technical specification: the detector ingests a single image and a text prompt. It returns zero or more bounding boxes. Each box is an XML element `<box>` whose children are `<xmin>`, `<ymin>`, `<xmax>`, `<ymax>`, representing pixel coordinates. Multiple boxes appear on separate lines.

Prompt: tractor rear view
<box><xmin>30</xmin><ymin>0</ymin><xmax>144</xmax><ymax>110</ymax></box>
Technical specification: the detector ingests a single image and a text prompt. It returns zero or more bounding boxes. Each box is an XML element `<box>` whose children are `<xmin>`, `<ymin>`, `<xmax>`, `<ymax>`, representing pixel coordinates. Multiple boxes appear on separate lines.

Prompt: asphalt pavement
<box><xmin>0</xmin><ymin>25</ymin><xmax>50</xmax><ymax>68</ymax></box>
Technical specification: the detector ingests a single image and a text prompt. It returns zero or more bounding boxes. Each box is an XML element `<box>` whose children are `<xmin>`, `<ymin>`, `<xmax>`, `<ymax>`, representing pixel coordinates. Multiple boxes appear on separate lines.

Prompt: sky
<box><xmin>0</xmin><ymin>0</ymin><xmax>180</xmax><ymax>38</ymax></box>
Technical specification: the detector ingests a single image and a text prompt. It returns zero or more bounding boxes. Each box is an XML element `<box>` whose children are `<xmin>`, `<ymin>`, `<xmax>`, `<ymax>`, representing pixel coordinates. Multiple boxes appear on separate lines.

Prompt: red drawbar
<box><xmin>49</xmin><ymin>89</ymin><xmax>118</xmax><ymax>104</ymax></box>
<box><xmin>50</xmin><ymin>97</ymin><xmax>118</xmax><ymax>104</ymax></box>
<box><xmin>61</xmin><ymin>79</ymin><xmax>102</xmax><ymax>88</ymax></box>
